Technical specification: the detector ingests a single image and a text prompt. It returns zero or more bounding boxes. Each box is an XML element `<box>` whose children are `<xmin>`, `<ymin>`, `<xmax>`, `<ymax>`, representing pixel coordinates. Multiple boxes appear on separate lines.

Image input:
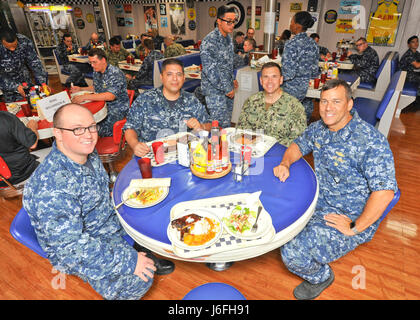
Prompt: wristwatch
<box><xmin>350</xmin><ymin>221</ymin><xmax>360</xmax><ymax>235</ymax></box>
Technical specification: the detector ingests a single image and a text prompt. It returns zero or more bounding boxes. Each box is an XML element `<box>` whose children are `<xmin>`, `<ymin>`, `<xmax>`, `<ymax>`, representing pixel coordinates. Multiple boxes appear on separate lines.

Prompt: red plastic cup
<box><xmin>126</xmin><ymin>56</ymin><xmax>130</xmax><ymax>63</ymax></box>
<box><xmin>332</xmin><ymin>52</ymin><xmax>337</xmax><ymax>61</ymax></box>
<box><xmin>321</xmin><ymin>73</ymin><xmax>327</xmax><ymax>84</ymax></box>
<box><xmin>314</xmin><ymin>78</ymin><xmax>320</xmax><ymax>89</ymax></box>
<box><xmin>137</xmin><ymin>158</ymin><xmax>152</xmax><ymax>179</ymax></box>
<box><xmin>21</xmin><ymin>103</ymin><xmax>33</xmax><ymax>117</ymax></box>
<box><xmin>152</xmin><ymin>141</ymin><xmax>165</xmax><ymax>164</ymax></box>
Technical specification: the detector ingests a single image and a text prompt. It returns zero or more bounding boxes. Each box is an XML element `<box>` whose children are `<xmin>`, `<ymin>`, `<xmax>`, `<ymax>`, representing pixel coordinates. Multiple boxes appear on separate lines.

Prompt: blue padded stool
<box><xmin>10</xmin><ymin>207</ymin><xmax>135</xmax><ymax>258</ymax></box>
<box><xmin>183</xmin><ymin>282</ymin><xmax>246</xmax><ymax>300</ymax></box>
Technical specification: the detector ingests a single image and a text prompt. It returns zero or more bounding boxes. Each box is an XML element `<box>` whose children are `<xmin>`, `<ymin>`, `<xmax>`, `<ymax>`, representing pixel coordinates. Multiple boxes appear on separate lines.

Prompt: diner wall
<box><xmin>316</xmin><ymin>0</ymin><xmax>413</xmax><ymax>61</ymax></box>
<box><xmin>107</xmin><ymin>2</ymin><xmax>198</xmax><ymax>44</ymax></box>
<box><xmin>72</xmin><ymin>5</ymin><xmax>102</xmax><ymax>46</ymax></box>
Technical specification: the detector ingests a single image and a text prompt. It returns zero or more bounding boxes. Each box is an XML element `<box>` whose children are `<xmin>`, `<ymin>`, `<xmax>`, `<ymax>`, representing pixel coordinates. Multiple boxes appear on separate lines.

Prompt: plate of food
<box><xmin>167</xmin><ymin>209</ymin><xmax>223</xmax><ymax>250</ymax></box>
<box><xmin>231</xmin><ymin>132</ymin><xmax>262</xmax><ymax>146</ymax></box>
<box><xmin>222</xmin><ymin>204</ymin><xmax>272</xmax><ymax>239</ymax></box>
<box><xmin>187</xmin><ymin>72</ymin><xmax>200</xmax><ymax>78</ymax></box>
<box><xmin>121</xmin><ymin>186</ymin><xmax>169</xmax><ymax>208</ymax></box>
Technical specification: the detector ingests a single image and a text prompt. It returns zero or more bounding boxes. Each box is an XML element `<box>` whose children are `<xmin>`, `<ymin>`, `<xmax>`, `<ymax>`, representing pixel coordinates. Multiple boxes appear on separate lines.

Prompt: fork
<box><xmin>251</xmin><ymin>206</ymin><xmax>263</xmax><ymax>233</ymax></box>
<box><xmin>115</xmin><ymin>190</ymin><xmax>140</xmax><ymax>210</ymax></box>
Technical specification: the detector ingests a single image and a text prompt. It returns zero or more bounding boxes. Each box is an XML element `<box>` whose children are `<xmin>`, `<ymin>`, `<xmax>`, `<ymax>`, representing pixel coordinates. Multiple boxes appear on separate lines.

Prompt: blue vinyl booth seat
<box><xmin>10</xmin><ymin>207</ymin><xmax>134</xmax><ymax>259</ymax></box>
<box><xmin>354</xmin><ymin>51</ymin><xmax>398</xmax><ymax>101</ymax></box>
<box><xmin>183</xmin><ymin>282</ymin><xmax>246</xmax><ymax>300</ymax></box>
<box><xmin>155</xmin><ymin>52</ymin><xmax>202</xmax><ymax>92</ymax></box>
<box><xmin>53</xmin><ymin>49</ymin><xmax>94</xmax><ymax>87</ymax></box>
<box><xmin>353</xmin><ymin>70</ymin><xmax>406</xmax><ymax>138</ymax></box>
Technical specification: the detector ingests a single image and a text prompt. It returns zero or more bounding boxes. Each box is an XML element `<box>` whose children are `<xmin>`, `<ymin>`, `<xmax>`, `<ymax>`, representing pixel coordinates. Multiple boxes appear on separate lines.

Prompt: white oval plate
<box><xmin>121</xmin><ymin>186</ymin><xmax>169</xmax><ymax>209</ymax></box>
<box><xmin>167</xmin><ymin>209</ymin><xmax>223</xmax><ymax>251</ymax></box>
<box><xmin>222</xmin><ymin>205</ymin><xmax>272</xmax><ymax>240</ymax></box>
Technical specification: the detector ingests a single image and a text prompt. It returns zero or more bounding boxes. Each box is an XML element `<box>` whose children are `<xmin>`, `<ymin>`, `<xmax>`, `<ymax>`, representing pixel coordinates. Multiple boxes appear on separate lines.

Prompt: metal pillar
<box><xmin>263</xmin><ymin>0</ymin><xmax>276</xmax><ymax>53</ymax></box>
<box><xmin>98</xmin><ymin>0</ymin><xmax>112</xmax><ymax>43</ymax></box>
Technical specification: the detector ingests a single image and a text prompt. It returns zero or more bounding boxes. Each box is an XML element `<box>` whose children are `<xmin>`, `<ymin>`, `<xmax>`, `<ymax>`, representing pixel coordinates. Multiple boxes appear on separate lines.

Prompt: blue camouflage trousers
<box><xmin>280</xmin><ymin>215</ymin><xmax>377</xmax><ymax>284</ymax></box>
<box><xmin>63</xmin><ymin>64</ymin><xmax>88</xmax><ymax>87</ymax></box>
<box><xmin>88</xmin><ymin>272</ymin><xmax>153</xmax><ymax>300</ymax></box>
<box><xmin>301</xmin><ymin>98</ymin><xmax>314</xmax><ymax>123</ymax></box>
<box><xmin>205</xmin><ymin>94</ymin><xmax>234</xmax><ymax>128</ymax></box>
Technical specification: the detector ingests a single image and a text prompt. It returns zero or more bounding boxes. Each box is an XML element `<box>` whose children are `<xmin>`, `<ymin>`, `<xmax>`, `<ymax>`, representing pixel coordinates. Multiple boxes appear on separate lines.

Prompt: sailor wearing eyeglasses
<box><xmin>348</xmin><ymin>37</ymin><xmax>379</xmax><ymax>83</ymax></box>
<box><xmin>23</xmin><ymin>103</ymin><xmax>171</xmax><ymax>300</ymax></box>
<box><xmin>200</xmin><ymin>5</ymin><xmax>238</xmax><ymax>128</ymax></box>
<box><xmin>71</xmin><ymin>48</ymin><xmax>130</xmax><ymax>137</ymax></box>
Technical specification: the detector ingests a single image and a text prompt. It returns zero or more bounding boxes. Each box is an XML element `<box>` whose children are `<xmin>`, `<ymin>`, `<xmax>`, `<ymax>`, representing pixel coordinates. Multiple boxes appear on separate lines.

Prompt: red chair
<box><xmin>96</xmin><ymin>119</ymin><xmax>127</xmax><ymax>183</ymax></box>
<box><xmin>127</xmin><ymin>89</ymin><xmax>135</xmax><ymax>107</ymax></box>
<box><xmin>0</xmin><ymin>156</ymin><xmax>24</xmax><ymax>199</ymax></box>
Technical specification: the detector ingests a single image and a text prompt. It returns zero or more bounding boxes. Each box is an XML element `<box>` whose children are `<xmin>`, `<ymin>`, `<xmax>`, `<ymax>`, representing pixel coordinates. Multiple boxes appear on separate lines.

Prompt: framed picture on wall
<box><xmin>160</xmin><ymin>4</ymin><xmax>166</xmax><ymax>16</ymax></box>
<box><xmin>144</xmin><ymin>6</ymin><xmax>157</xmax><ymax>31</ymax></box>
<box><xmin>366</xmin><ymin>0</ymin><xmax>405</xmax><ymax>46</ymax></box>
<box><xmin>170</xmin><ymin>4</ymin><xmax>185</xmax><ymax>35</ymax></box>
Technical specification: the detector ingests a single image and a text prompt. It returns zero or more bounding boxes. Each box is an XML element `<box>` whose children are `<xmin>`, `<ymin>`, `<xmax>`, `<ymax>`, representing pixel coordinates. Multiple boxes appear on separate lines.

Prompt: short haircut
<box><xmin>0</xmin><ymin>27</ymin><xmax>17</xmax><ymax>43</ymax></box>
<box><xmin>294</xmin><ymin>11</ymin><xmax>315</xmax><ymax>31</ymax></box>
<box><xmin>161</xmin><ymin>58</ymin><xmax>184</xmax><ymax>73</ymax></box>
<box><xmin>356</xmin><ymin>37</ymin><xmax>367</xmax><ymax>43</ymax></box>
<box><xmin>143</xmin><ymin>38</ymin><xmax>155</xmax><ymax>50</ymax></box>
<box><xmin>109</xmin><ymin>36</ymin><xmax>121</xmax><ymax>46</ymax></box>
<box><xmin>321</xmin><ymin>79</ymin><xmax>352</xmax><ymax>101</ymax></box>
<box><xmin>217</xmin><ymin>5</ymin><xmax>236</xmax><ymax>19</ymax></box>
<box><xmin>88</xmin><ymin>48</ymin><xmax>107</xmax><ymax>60</ymax></box>
<box><xmin>234</xmin><ymin>31</ymin><xmax>244</xmax><ymax>38</ymax></box>
<box><xmin>53</xmin><ymin>103</ymin><xmax>92</xmax><ymax>128</ymax></box>
<box><xmin>310</xmin><ymin>33</ymin><xmax>320</xmax><ymax>40</ymax></box>
<box><xmin>62</xmin><ymin>33</ymin><xmax>72</xmax><ymax>40</ymax></box>
<box><xmin>261</xmin><ymin>62</ymin><xmax>282</xmax><ymax>75</ymax></box>
<box><xmin>407</xmin><ymin>35</ymin><xmax>418</xmax><ymax>44</ymax></box>
<box><xmin>245</xmin><ymin>38</ymin><xmax>256</xmax><ymax>49</ymax></box>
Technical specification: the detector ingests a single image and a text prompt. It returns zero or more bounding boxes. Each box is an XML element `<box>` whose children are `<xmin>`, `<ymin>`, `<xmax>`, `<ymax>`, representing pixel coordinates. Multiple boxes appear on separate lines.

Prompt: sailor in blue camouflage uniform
<box><xmin>200</xmin><ymin>5</ymin><xmax>237</xmax><ymax>128</ymax></box>
<box><xmin>124</xmin><ymin>58</ymin><xmax>210</xmax><ymax>157</ymax></box>
<box><xmin>282</xmin><ymin>12</ymin><xmax>320</xmax><ymax>121</ymax></box>
<box><xmin>71</xmin><ymin>48</ymin><xmax>129</xmax><ymax>137</ymax></box>
<box><xmin>23</xmin><ymin>104</ymin><xmax>156</xmax><ymax>300</ymax></box>
<box><xmin>348</xmin><ymin>37</ymin><xmax>379</xmax><ymax>83</ymax></box>
<box><xmin>274</xmin><ymin>79</ymin><xmax>397</xmax><ymax>300</ymax></box>
<box><xmin>399</xmin><ymin>35</ymin><xmax>420</xmax><ymax>111</ymax></box>
<box><xmin>127</xmin><ymin>38</ymin><xmax>163</xmax><ymax>89</ymax></box>
<box><xmin>0</xmin><ymin>28</ymin><xmax>48</xmax><ymax>103</ymax></box>
<box><xmin>56</xmin><ymin>33</ymin><xmax>89</xmax><ymax>87</ymax></box>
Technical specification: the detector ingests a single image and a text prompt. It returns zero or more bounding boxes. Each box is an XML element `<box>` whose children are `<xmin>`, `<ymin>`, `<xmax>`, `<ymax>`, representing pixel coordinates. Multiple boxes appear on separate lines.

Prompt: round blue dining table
<box><xmin>112</xmin><ymin>143</ymin><xmax>318</xmax><ymax>262</ymax></box>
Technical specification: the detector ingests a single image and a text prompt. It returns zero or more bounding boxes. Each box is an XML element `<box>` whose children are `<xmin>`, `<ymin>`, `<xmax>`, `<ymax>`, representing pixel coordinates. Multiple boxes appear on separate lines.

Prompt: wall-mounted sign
<box><xmin>74</xmin><ymin>7</ymin><xmax>82</xmax><ymax>17</ymax></box>
<box><xmin>76</xmin><ymin>18</ymin><xmax>85</xmax><ymax>29</ymax></box>
<box><xmin>290</xmin><ymin>3</ymin><xmax>303</xmax><ymax>12</ymax></box>
<box><xmin>366</xmin><ymin>0</ymin><xmax>404</xmax><ymax>46</ymax></box>
<box><xmin>336</xmin><ymin>19</ymin><xmax>355</xmax><ymax>33</ymax></box>
<box><xmin>187</xmin><ymin>8</ymin><xmax>196</xmax><ymax>20</ymax></box>
<box><xmin>159</xmin><ymin>4</ymin><xmax>166</xmax><ymax>15</ymax></box>
<box><xmin>188</xmin><ymin>20</ymin><xmax>196</xmax><ymax>31</ymax></box>
<box><xmin>324</xmin><ymin>9</ymin><xmax>338</xmax><ymax>24</ymax></box>
<box><xmin>209</xmin><ymin>6</ymin><xmax>216</xmax><ymax>18</ymax></box>
<box><xmin>86</xmin><ymin>13</ymin><xmax>94</xmax><ymax>23</ymax></box>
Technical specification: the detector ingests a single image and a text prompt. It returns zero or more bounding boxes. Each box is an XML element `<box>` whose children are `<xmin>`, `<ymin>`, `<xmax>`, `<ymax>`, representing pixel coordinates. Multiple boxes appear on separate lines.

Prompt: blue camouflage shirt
<box><xmin>282</xmin><ymin>32</ymin><xmax>319</xmax><ymax>101</ymax></box>
<box><xmin>294</xmin><ymin>109</ymin><xmax>398</xmax><ymax>224</ymax></box>
<box><xmin>94</xmin><ymin>64</ymin><xmax>130</xmax><ymax>136</ymax></box>
<box><xmin>124</xmin><ymin>87</ymin><xmax>209</xmax><ymax>142</ymax></box>
<box><xmin>0</xmin><ymin>34</ymin><xmax>47</xmax><ymax>102</ymax></box>
<box><xmin>200</xmin><ymin>27</ymin><xmax>234</xmax><ymax>96</ymax></box>
<box><xmin>22</xmin><ymin>143</ymin><xmax>137</xmax><ymax>281</ymax></box>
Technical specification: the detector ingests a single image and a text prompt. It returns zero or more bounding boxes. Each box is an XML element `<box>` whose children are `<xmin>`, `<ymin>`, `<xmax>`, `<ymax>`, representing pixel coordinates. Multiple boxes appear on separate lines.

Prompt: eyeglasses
<box><xmin>219</xmin><ymin>18</ymin><xmax>238</xmax><ymax>25</ymax></box>
<box><xmin>355</xmin><ymin>43</ymin><xmax>365</xmax><ymax>47</ymax></box>
<box><xmin>56</xmin><ymin>124</ymin><xmax>98</xmax><ymax>136</ymax></box>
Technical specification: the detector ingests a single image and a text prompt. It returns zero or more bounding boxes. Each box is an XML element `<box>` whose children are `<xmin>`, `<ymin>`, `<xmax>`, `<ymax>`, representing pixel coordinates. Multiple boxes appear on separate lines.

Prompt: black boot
<box><xmin>133</xmin><ymin>242</ymin><xmax>175</xmax><ymax>275</ymax></box>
